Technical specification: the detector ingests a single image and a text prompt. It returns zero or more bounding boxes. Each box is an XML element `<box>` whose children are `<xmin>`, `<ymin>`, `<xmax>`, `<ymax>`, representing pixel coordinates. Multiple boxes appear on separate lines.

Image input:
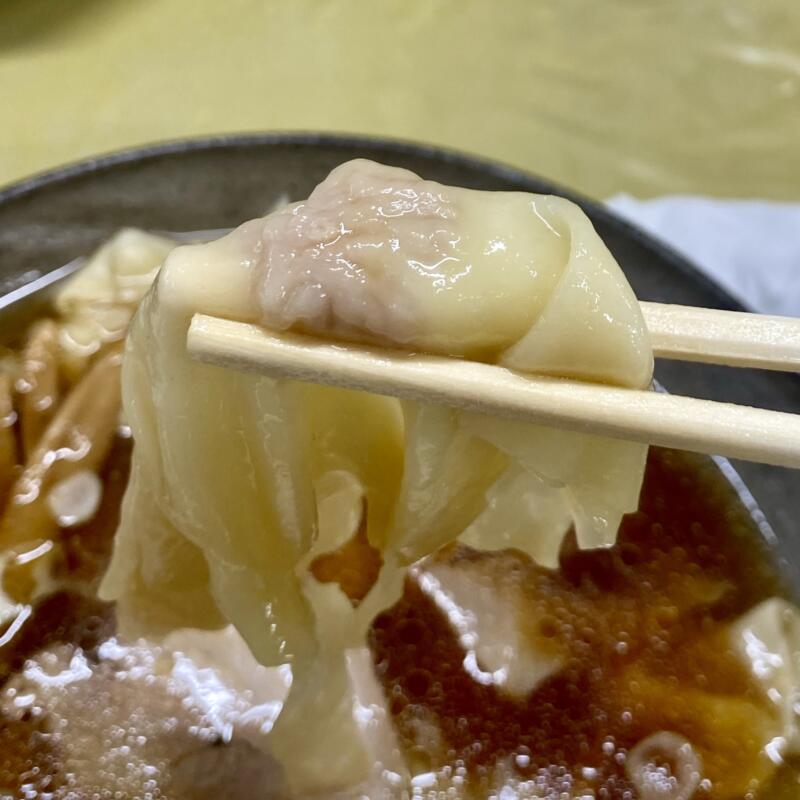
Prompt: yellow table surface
<box><xmin>2</xmin><ymin>0</ymin><xmax>799</xmax><ymax>200</ymax></box>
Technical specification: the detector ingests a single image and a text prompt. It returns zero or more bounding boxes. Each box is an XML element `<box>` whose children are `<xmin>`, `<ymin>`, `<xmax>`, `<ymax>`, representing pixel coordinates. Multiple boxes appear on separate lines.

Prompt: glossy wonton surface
<box><xmin>100</xmin><ymin>160</ymin><xmax>654</xmax><ymax>792</ymax></box>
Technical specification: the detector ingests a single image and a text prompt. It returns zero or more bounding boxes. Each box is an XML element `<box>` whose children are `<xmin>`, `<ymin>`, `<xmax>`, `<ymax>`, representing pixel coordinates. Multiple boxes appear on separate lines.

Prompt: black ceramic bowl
<box><xmin>0</xmin><ymin>133</ymin><xmax>798</xmax><ymax>592</ymax></box>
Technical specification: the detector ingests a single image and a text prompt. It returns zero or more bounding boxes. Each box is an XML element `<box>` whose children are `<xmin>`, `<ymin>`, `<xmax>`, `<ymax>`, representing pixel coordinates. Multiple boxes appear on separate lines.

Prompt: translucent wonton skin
<box><xmin>258</xmin><ymin>159</ymin><xmax>653</xmax><ymax>387</ymax></box>
<box><xmin>100</xmin><ymin>160</ymin><xmax>654</xmax><ymax>794</ymax></box>
<box><xmin>55</xmin><ymin>229</ymin><xmax>175</xmax><ymax>378</ymax></box>
<box><xmin>732</xmin><ymin>598</ymin><xmax>800</xmax><ymax>763</ymax></box>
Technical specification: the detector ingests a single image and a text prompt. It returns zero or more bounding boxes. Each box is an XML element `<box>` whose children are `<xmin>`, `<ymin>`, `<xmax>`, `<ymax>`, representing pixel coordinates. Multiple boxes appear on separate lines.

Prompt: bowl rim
<box><xmin>0</xmin><ymin>131</ymin><xmax>747</xmax><ymax>316</ymax></box>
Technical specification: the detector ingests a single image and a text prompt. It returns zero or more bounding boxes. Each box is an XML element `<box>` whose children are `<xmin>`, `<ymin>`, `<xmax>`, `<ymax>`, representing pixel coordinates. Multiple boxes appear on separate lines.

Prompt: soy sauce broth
<box><xmin>372</xmin><ymin>449</ymin><xmax>797</xmax><ymax>798</ymax></box>
<box><xmin>0</xmin><ymin>305</ymin><xmax>797</xmax><ymax>800</ymax></box>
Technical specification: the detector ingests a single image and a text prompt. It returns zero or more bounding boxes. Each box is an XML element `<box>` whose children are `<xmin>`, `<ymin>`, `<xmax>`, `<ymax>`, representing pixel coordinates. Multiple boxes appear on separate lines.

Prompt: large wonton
<box><xmin>100</xmin><ymin>160</ymin><xmax>653</xmax><ymax>792</ymax></box>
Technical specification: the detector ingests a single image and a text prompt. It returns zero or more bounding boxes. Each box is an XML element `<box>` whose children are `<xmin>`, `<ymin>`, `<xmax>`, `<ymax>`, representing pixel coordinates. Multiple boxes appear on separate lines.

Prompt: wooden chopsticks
<box><xmin>187</xmin><ymin>307</ymin><xmax>800</xmax><ymax>469</ymax></box>
<box><xmin>641</xmin><ymin>302</ymin><xmax>800</xmax><ymax>372</ymax></box>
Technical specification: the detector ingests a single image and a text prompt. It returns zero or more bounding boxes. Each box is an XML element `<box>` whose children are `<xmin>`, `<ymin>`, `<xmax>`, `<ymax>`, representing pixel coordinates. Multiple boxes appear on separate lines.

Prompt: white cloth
<box><xmin>607</xmin><ymin>195</ymin><xmax>800</xmax><ymax>317</ymax></box>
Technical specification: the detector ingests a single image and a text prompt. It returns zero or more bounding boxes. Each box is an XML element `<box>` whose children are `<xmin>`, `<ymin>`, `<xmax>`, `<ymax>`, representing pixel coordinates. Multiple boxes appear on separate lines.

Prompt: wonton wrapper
<box><xmin>100</xmin><ymin>160</ymin><xmax>653</xmax><ymax>793</ymax></box>
<box><xmin>55</xmin><ymin>229</ymin><xmax>175</xmax><ymax>379</ymax></box>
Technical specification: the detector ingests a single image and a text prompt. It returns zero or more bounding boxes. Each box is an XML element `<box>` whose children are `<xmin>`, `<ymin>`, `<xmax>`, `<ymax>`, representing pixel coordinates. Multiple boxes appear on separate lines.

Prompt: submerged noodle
<box><xmin>99</xmin><ymin>160</ymin><xmax>654</xmax><ymax>792</ymax></box>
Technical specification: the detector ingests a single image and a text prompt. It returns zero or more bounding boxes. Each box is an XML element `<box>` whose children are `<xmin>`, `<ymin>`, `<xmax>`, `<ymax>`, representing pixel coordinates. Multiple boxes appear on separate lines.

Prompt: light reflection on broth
<box><xmin>0</xmin><ymin>167</ymin><xmax>798</xmax><ymax>798</ymax></box>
